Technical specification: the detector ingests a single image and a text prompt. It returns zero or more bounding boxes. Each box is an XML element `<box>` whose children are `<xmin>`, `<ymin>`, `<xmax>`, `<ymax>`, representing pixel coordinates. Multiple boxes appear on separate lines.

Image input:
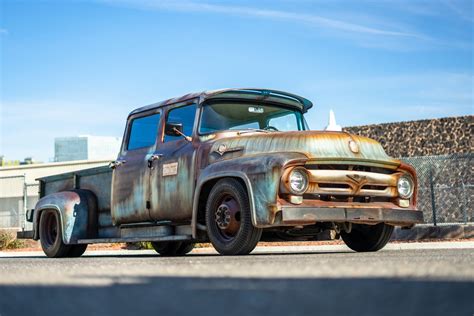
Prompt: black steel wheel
<box><xmin>205</xmin><ymin>178</ymin><xmax>262</xmax><ymax>255</ymax></box>
<box><xmin>39</xmin><ymin>210</ymin><xmax>71</xmax><ymax>258</ymax></box>
<box><xmin>151</xmin><ymin>241</ymin><xmax>195</xmax><ymax>256</ymax></box>
<box><xmin>341</xmin><ymin>223</ymin><xmax>394</xmax><ymax>252</ymax></box>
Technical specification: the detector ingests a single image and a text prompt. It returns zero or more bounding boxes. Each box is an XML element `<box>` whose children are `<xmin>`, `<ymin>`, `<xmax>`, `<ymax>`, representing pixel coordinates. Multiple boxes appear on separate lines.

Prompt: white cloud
<box><xmin>98</xmin><ymin>0</ymin><xmax>421</xmax><ymax>38</ymax></box>
<box><xmin>0</xmin><ymin>28</ymin><xmax>8</xmax><ymax>35</ymax></box>
<box><xmin>443</xmin><ymin>0</ymin><xmax>474</xmax><ymax>23</ymax></box>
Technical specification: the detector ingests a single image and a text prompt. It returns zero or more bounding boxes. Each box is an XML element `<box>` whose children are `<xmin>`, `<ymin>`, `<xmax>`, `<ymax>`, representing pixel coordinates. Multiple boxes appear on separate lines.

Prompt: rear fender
<box><xmin>32</xmin><ymin>190</ymin><xmax>98</xmax><ymax>244</ymax></box>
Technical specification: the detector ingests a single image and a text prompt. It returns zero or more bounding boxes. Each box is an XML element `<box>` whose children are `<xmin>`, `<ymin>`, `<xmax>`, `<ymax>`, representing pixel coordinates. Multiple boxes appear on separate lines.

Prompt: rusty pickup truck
<box><xmin>18</xmin><ymin>88</ymin><xmax>423</xmax><ymax>257</ymax></box>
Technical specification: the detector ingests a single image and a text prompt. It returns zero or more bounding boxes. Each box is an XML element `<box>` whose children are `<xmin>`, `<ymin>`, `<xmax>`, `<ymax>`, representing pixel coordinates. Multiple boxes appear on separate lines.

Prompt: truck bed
<box><xmin>38</xmin><ymin>165</ymin><xmax>118</xmax><ymax>238</ymax></box>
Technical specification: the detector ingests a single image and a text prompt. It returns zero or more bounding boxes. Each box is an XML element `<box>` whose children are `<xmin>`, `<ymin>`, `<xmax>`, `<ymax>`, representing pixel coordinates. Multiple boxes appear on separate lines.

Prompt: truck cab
<box><xmin>20</xmin><ymin>88</ymin><xmax>423</xmax><ymax>257</ymax></box>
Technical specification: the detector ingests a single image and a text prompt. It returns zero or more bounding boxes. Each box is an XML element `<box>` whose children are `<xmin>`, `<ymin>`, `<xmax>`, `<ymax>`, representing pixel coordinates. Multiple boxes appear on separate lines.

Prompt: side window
<box><xmin>127</xmin><ymin>113</ymin><xmax>161</xmax><ymax>150</ymax></box>
<box><xmin>164</xmin><ymin>104</ymin><xmax>196</xmax><ymax>143</ymax></box>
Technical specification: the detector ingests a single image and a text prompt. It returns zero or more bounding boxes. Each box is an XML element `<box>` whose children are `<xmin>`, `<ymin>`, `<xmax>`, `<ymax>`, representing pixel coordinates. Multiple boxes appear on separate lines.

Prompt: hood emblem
<box><xmin>217</xmin><ymin>144</ymin><xmax>227</xmax><ymax>155</ymax></box>
<box><xmin>349</xmin><ymin>140</ymin><xmax>359</xmax><ymax>153</ymax></box>
<box><xmin>214</xmin><ymin>144</ymin><xmax>244</xmax><ymax>156</ymax></box>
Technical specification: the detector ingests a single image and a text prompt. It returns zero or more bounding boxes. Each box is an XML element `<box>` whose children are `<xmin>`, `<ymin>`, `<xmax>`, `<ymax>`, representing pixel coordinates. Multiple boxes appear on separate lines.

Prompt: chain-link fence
<box><xmin>0</xmin><ymin>153</ymin><xmax>472</xmax><ymax>229</ymax></box>
<box><xmin>402</xmin><ymin>153</ymin><xmax>473</xmax><ymax>225</ymax></box>
<box><xmin>0</xmin><ymin>175</ymin><xmax>37</xmax><ymax>230</ymax></box>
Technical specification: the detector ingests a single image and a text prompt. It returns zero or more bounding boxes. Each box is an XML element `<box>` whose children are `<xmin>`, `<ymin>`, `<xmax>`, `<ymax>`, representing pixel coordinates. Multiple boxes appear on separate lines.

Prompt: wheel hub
<box><xmin>215</xmin><ymin>205</ymin><xmax>231</xmax><ymax>229</ymax></box>
<box><xmin>215</xmin><ymin>197</ymin><xmax>241</xmax><ymax>237</ymax></box>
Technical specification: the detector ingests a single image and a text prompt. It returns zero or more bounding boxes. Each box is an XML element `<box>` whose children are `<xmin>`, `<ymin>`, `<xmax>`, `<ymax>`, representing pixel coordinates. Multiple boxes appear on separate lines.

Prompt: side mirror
<box><xmin>165</xmin><ymin>122</ymin><xmax>183</xmax><ymax>136</ymax></box>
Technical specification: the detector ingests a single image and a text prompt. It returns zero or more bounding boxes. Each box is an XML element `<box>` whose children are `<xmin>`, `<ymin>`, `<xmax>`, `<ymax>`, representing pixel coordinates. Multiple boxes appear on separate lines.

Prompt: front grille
<box><xmin>306</xmin><ymin>164</ymin><xmax>395</xmax><ymax>175</ymax></box>
<box><xmin>304</xmin><ymin>164</ymin><xmax>399</xmax><ymax>201</ymax></box>
<box><xmin>361</xmin><ymin>185</ymin><xmax>388</xmax><ymax>191</ymax></box>
<box><xmin>318</xmin><ymin>183</ymin><xmax>351</xmax><ymax>189</ymax></box>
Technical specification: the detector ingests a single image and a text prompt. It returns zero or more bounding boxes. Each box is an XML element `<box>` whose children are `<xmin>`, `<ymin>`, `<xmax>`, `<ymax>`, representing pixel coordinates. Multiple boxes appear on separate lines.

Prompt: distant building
<box><xmin>0</xmin><ymin>156</ymin><xmax>39</xmax><ymax>167</ymax></box>
<box><xmin>0</xmin><ymin>156</ymin><xmax>19</xmax><ymax>167</ymax></box>
<box><xmin>21</xmin><ymin>157</ymin><xmax>37</xmax><ymax>165</ymax></box>
<box><xmin>54</xmin><ymin>136</ymin><xmax>121</xmax><ymax>162</ymax></box>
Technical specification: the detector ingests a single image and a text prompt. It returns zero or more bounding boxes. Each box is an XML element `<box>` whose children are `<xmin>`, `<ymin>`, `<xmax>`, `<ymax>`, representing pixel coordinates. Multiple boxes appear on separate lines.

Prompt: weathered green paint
<box><xmin>196</xmin><ymin>152</ymin><xmax>307</xmax><ymax>227</ymax></box>
<box><xmin>149</xmin><ymin>141</ymin><xmax>197</xmax><ymax>221</ymax></box>
<box><xmin>209</xmin><ymin>131</ymin><xmax>397</xmax><ymax>166</ymax></box>
<box><xmin>111</xmin><ymin>145</ymin><xmax>151</xmax><ymax>225</ymax></box>
<box><xmin>32</xmin><ymin>190</ymin><xmax>97</xmax><ymax>243</ymax></box>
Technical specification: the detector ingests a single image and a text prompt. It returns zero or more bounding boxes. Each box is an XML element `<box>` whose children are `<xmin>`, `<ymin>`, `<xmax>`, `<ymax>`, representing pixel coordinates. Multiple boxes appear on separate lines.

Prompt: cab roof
<box><xmin>129</xmin><ymin>88</ymin><xmax>314</xmax><ymax>116</ymax></box>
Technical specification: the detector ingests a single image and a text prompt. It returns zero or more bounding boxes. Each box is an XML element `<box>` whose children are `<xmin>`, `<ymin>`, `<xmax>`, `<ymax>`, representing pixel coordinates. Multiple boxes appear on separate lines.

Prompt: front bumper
<box><xmin>281</xmin><ymin>204</ymin><xmax>423</xmax><ymax>226</ymax></box>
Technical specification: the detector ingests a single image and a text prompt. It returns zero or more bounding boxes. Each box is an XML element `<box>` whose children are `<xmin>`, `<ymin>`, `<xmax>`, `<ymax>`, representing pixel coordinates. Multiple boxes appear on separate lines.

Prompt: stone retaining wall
<box><xmin>344</xmin><ymin>115</ymin><xmax>472</xmax><ymax>157</ymax></box>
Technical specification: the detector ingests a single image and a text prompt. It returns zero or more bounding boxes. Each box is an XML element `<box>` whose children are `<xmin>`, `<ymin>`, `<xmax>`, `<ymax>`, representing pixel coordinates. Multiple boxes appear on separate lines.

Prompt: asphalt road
<box><xmin>1</xmin><ymin>242</ymin><xmax>473</xmax><ymax>316</ymax></box>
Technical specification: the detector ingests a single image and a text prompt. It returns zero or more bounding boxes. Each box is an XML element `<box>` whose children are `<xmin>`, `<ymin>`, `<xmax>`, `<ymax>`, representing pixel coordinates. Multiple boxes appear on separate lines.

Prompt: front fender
<box><xmin>33</xmin><ymin>190</ymin><xmax>98</xmax><ymax>244</ymax></box>
<box><xmin>192</xmin><ymin>152</ymin><xmax>308</xmax><ymax>236</ymax></box>
<box><xmin>397</xmin><ymin>162</ymin><xmax>418</xmax><ymax>208</ymax></box>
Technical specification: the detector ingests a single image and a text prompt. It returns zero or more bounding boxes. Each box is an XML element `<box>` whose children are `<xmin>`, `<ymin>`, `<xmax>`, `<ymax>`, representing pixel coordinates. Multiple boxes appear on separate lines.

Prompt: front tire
<box><xmin>205</xmin><ymin>178</ymin><xmax>262</xmax><ymax>255</ymax></box>
<box><xmin>341</xmin><ymin>223</ymin><xmax>394</xmax><ymax>252</ymax></box>
<box><xmin>39</xmin><ymin>210</ymin><xmax>71</xmax><ymax>258</ymax></box>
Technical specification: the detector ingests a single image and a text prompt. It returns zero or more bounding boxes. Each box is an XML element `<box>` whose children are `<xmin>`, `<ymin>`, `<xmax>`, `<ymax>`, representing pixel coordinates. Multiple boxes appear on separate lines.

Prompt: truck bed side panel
<box><xmin>38</xmin><ymin>166</ymin><xmax>117</xmax><ymax>237</ymax></box>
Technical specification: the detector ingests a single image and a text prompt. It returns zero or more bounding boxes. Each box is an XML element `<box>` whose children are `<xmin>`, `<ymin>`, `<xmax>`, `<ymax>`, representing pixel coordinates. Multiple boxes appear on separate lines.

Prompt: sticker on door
<box><xmin>163</xmin><ymin>162</ymin><xmax>178</xmax><ymax>176</ymax></box>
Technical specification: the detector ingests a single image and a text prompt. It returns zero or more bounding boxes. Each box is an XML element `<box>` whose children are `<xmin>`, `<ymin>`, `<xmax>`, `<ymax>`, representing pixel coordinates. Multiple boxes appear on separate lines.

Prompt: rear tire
<box><xmin>176</xmin><ymin>242</ymin><xmax>195</xmax><ymax>255</ymax></box>
<box><xmin>67</xmin><ymin>244</ymin><xmax>88</xmax><ymax>257</ymax></box>
<box><xmin>205</xmin><ymin>178</ymin><xmax>262</xmax><ymax>255</ymax></box>
<box><xmin>39</xmin><ymin>210</ymin><xmax>71</xmax><ymax>258</ymax></box>
<box><xmin>151</xmin><ymin>241</ymin><xmax>195</xmax><ymax>256</ymax></box>
<box><xmin>341</xmin><ymin>223</ymin><xmax>394</xmax><ymax>252</ymax></box>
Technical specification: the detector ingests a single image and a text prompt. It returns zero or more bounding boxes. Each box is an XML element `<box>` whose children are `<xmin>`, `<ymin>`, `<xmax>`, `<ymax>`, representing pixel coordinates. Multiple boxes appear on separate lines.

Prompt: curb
<box><xmin>392</xmin><ymin>224</ymin><xmax>474</xmax><ymax>241</ymax></box>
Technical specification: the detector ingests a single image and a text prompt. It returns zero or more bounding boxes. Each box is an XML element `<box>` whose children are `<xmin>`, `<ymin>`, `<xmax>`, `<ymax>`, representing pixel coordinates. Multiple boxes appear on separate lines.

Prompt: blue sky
<box><xmin>1</xmin><ymin>0</ymin><xmax>472</xmax><ymax>161</ymax></box>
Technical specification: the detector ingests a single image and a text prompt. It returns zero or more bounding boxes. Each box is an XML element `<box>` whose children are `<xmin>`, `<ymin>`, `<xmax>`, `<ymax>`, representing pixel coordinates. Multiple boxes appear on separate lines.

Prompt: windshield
<box><xmin>199</xmin><ymin>102</ymin><xmax>308</xmax><ymax>134</ymax></box>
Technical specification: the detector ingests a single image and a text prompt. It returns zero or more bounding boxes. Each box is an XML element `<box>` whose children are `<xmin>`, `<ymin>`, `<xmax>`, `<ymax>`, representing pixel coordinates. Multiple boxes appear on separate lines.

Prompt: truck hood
<box><xmin>210</xmin><ymin>130</ymin><xmax>400</xmax><ymax>167</ymax></box>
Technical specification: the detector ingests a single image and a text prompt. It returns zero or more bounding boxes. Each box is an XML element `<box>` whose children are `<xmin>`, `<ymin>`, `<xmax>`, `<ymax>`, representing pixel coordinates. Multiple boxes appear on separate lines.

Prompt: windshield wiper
<box><xmin>237</xmin><ymin>128</ymin><xmax>272</xmax><ymax>135</ymax></box>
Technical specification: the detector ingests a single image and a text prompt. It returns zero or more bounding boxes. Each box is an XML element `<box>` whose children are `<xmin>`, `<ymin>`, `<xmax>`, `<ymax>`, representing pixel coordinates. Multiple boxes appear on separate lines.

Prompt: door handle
<box><xmin>147</xmin><ymin>154</ymin><xmax>163</xmax><ymax>168</ymax></box>
<box><xmin>109</xmin><ymin>159</ymin><xmax>126</xmax><ymax>169</ymax></box>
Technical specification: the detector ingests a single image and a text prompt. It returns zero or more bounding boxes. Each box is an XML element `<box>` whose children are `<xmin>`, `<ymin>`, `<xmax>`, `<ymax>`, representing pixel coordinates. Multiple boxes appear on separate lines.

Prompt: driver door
<box><xmin>148</xmin><ymin>102</ymin><xmax>198</xmax><ymax>222</ymax></box>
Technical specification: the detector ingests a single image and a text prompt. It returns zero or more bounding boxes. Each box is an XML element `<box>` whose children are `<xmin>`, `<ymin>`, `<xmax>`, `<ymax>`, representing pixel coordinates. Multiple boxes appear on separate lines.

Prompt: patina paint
<box><xmin>111</xmin><ymin>145</ymin><xmax>153</xmax><ymax>225</ymax></box>
<box><xmin>149</xmin><ymin>142</ymin><xmax>197</xmax><ymax>221</ymax></box>
<box><xmin>209</xmin><ymin>131</ymin><xmax>397</xmax><ymax>164</ymax></box>
<box><xmin>196</xmin><ymin>153</ymin><xmax>307</xmax><ymax>227</ymax></box>
<box><xmin>33</xmin><ymin>190</ymin><xmax>97</xmax><ymax>243</ymax></box>
<box><xmin>112</xmin><ymin>174</ymin><xmax>148</xmax><ymax>224</ymax></box>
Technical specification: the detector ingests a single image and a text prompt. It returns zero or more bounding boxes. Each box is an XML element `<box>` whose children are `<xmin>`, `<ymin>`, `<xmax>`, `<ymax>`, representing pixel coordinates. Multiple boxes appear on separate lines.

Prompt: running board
<box><xmin>77</xmin><ymin>235</ymin><xmax>192</xmax><ymax>244</ymax></box>
<box><xmin>119</xmin><ymin>220</ymin><xmax>172</xmax><ymax>228</ymax></box>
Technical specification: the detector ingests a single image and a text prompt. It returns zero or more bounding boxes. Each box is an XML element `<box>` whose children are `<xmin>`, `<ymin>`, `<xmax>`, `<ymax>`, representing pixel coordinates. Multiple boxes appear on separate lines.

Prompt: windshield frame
<box><xmin>197</xmin><ymin>101</ymin><xmax>309</xmax><ymax>136</ymax></box>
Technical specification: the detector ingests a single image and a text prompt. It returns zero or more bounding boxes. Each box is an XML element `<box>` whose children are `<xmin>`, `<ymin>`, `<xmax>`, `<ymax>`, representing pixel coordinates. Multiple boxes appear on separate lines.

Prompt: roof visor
<box><xmin>129</xmin><ymin>88</ymin><xmax>314</xmax><ymax>116</ymax></box>
<box><xmin>202</xmin><ymin>89</ymin><xmax>313</xmax><ymax>113</ymax></box>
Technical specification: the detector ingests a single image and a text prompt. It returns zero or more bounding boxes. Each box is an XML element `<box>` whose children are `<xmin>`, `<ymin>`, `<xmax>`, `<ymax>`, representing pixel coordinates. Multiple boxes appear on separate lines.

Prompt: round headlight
<box><xmin>397</xmin><ymin>175</ymin><xmax>414</xmax><ymax>199</ymax></box>
<box><xmin>288</xmin><ymin>168</ymin><xmax>309</xmax><ymax>195</ymax></box>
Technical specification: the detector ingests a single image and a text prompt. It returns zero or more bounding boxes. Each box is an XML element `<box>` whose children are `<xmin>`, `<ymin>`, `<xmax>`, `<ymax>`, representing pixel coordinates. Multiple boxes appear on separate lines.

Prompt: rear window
<box><xmin>127</xmin><ymin>113</ymin><xmax>161</xmax><ymax>150</ymax></box>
